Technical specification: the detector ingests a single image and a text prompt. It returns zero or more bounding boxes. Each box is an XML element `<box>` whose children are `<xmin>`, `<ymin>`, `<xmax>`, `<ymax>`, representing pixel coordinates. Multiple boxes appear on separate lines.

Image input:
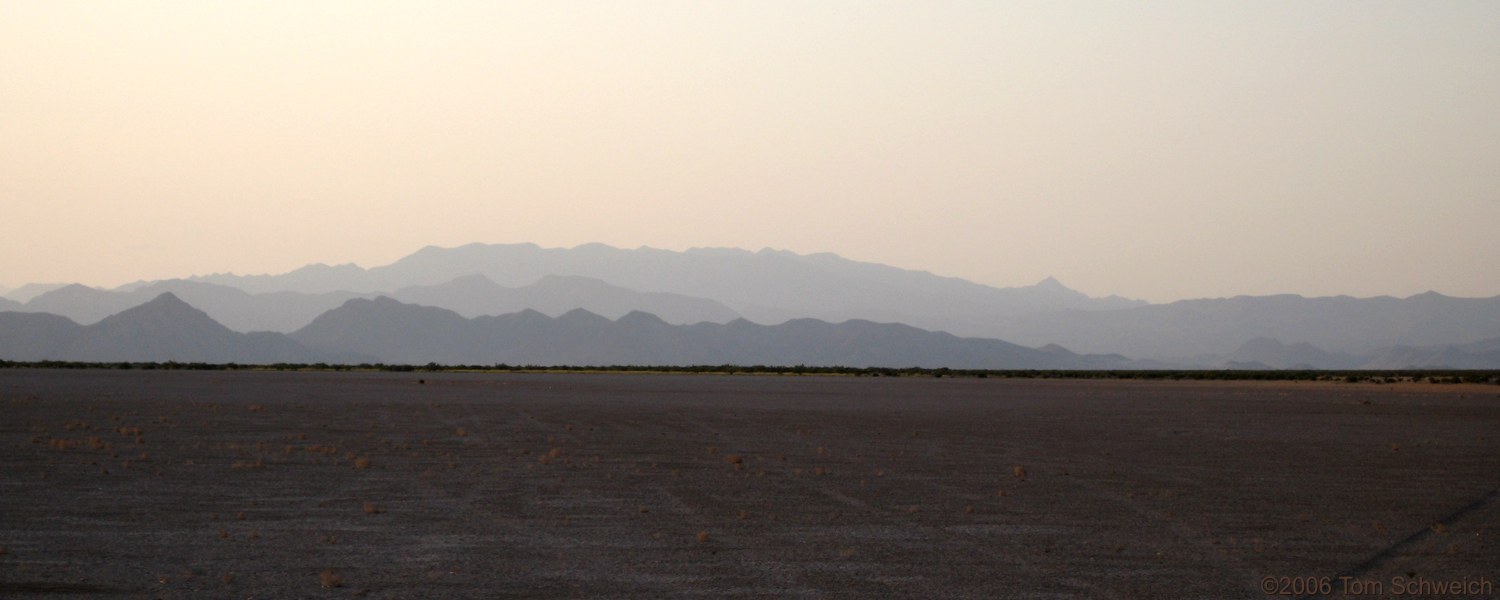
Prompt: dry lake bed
<box><xmin>1</xmin><ymin>369</ymin><xmax>1497</xmax><ymax>599</ymax></box>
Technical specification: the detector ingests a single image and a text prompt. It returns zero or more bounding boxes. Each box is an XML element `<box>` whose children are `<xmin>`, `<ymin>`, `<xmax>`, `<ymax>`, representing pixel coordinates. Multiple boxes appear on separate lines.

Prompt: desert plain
<box><xmin>1</xmin><ymin>369</ymin><xmax>1497</xmax><ymax>599</ymax></box>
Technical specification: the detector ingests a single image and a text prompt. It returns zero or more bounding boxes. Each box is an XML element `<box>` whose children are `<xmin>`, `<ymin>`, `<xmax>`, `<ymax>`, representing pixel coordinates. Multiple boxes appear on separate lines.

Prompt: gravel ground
<box><xmin>1</xmin><ymin>369</ymin><xmax>1496</xmax><ymax>599</ymax></box>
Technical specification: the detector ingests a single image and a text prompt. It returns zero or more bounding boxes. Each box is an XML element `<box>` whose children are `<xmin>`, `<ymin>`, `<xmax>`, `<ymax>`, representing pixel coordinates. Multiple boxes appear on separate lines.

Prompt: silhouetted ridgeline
<box><xmin>8</xmin><ymin>243</ymin><xmax>1500</xmax><ymax>367</ymax></box>
<box><xmin>6</xmin><ymin>291</ymin><xmax>1500</xmax><ymax>369</ymax></box>
<box><xmin>11</xmin><ymin>274</ymin><xmax>737</xmax><ymax>332</ymax></box>
<box><xmin>0</xmin><ymin>293</ymin><xmax>323</xmax><ymax>364</ymax></box>
<box><xmin>1</xmin><ymin>293</ymin><xmax>1135</xmax><ymax>369</ymax></box>
<box><xmin>1</xmin><ymin>360</ymin><xmax>1497</xmax><ymax>384</ymax></box>
<box><xmin>285</xmin><ymin>296</ymin><xmax>1137</xmax><ymax>369</ymax></box>
<box><xmin>990</xmin><ymin>292</ymin><xmax>1500</xmax><ymax>361</ymax></box>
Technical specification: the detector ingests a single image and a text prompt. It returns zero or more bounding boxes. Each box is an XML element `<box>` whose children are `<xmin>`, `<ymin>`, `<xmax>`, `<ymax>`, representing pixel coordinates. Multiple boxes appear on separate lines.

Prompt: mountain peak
<box><xmin>106</xmin><ymin>292</ymin><xmax>211</xmax><ymax>322</ymax></box>
<box><xmin>618</xmin><ymin>310</ymin><xmax>668</xmax><ymax>326</ymax></box>
<box><xmin>1036</xmin><ymin>276</ymin><xmax>1066</xmax><ymax>290</ymax></box>
<box><xmin>146</xmin><ymin>291</ymin><xmax>186</xmax><ymax>305</ymax></box>
<box><xmin>90</xmin><ymin>292</ymin><xmax>235</xmax><ymax>342</ymax></box>
<box><xmin>557</xmin><ymin>308</ymin><xmax>609</xmax><ymax>324</ymax></box>
<box><xmin>34</xmin><ymin>283</ymin><xmax>101</xmax><ymax>300</ymax></box>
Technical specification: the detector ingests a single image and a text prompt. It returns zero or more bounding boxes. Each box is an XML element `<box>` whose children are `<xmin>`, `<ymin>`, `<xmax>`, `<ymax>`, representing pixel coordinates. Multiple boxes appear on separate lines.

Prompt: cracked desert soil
<box><xmin>1</xmin><ymin>369</ymin><xmax>1497</xmax><ymax>599</ymax></box>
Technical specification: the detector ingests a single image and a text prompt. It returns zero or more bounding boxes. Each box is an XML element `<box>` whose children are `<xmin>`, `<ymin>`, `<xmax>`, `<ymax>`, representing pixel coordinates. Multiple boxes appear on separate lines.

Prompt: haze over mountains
<box><xmin>10</xmin><ymin>274</ymin><xmax>735</xmax><ymax>333</ymax></box>
<box><xmin>0</xmin><ymin>293</ymin><xmax>1135</xmax><ymax>369</ymax></box>
<box><xmin>0</xmin><ymin>294</ymin><xmax>321</xmax><ymax>364</ymax></box>
<box><xmin>4</xmin><ymin>242</ymin><xmax>1500</xmax><ymax>368</ymax></box>
<box><xmin>990</xmin><ymin>293</ymin><xmax>1500</xmax><ymax>359</ymax></box>
<box><xmin>182</xmin><ymin>243</ymin><xmax>1145</xmax><ymax>332</ymax></box>
<box><xmin>290</xmin><ymin>296</ymin><xmax>1132</xmax><ymax>369</ymax></box>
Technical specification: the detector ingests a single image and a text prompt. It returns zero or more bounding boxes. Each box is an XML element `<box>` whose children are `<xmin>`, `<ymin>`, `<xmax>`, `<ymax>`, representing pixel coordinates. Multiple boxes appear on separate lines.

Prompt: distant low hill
<box><xmin>1218</xmin><ymin>337</ymin><xmax>1362</xmax><ymax>370</ymax></box>
<box><xmin>988</xmin><ymin>292</ymin><xmax>1500</xmax><ymax>360</ymax></box>
<box><xmin>1193</xmin><ymin>335</ymin><xmax>1500</xmax><ymax>370</ymax></box>
<box><xmin>1357</xmin><ymin>337</ymin><xmax>1500</xmax><ymax>370</ymax></box>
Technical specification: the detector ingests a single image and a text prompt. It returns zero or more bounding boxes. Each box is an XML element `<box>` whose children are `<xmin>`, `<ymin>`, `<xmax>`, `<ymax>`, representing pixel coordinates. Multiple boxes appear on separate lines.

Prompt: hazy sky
<box><xmin>4</xmin><ymin>1</ymin><xmax>1498</xmax><ymax>303</ymax></box>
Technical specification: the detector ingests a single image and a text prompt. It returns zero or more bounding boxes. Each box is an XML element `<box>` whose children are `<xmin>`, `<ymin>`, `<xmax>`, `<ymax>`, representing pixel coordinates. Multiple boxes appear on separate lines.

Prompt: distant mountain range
<box><xmin>7</xmin><ymin>274</ymin><xmax>737</xmax><ymax>333</ymax></box>
<box><xmin>0</xmin><ymin>293</ymin><xmax>322</xmax><ymax>363</ymax></box>
<box><xmin>289</xmin><ymin>296</ymin><xmax>1136</xmax><ymax>368</ymax></box>
<box><xmin>988</xmin><ymin>292</ymin><xmax>1500</xmax><ymax>361</ymax></box>
<box><xmin>4</xmin><ymin>242</ymin><xmax>1499</xmax><ymax>368</ymax></box>
<box><xmin>0</xmin><ymin>293</ymin><xmax>1141</xmax><ymax>368</ymax></box>
<box><xmin>389</xmin><ymin>274</ymin><xmax>737</xmax><ymax>324</ymax></box>
<box><xmin>181</xmin><ymin>243</ymin><xmax>1145</xmax><ymax>337</ymax></box>
<box><xmin>4</xmin><ymin>292</ymin><xmax>1494</xmax><ymax>370</ymax></box>
<box><xmin>1201</xmin><ymin>336</ymin><xmax>1500</xmax><ymax>370</ymax></box>
<box><xmin>2</xmin><ymin>282</ymin><xmax>71</xmax><ymax>304</ymax></box>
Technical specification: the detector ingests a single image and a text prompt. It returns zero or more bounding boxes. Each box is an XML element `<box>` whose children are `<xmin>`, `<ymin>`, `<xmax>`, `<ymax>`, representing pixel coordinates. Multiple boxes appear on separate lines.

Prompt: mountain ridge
<box><xmin>187</xmin><ymin>242</ymin><xmax>1146</xmax><ymax>338</ymax></box>
<box><xmin>0</xmin><ymin>293</ymin><xmax>327</xmax><ymax>363</ymax></box>
<box><xmin>989</xmin><ymin>292</ymin><xmax>1500</xmax><ymax>360</ymax></box>
<box><xmin>6</xmin><ymin>294</ymin><xmax>1500</xmax><ymax>368</ymax></box>
<box><xmin>12</xmin><ymin>273</ymin><xmax>741</xmax><ymax>333</ymax></box>
<box><xmin>286</xmin><ymin>295</ymin><xmax>1135</xmax><ymax>369</ymax></box>
<box><xmin>8</xmin><ymin>242</ymin><xmax>1500</xmax><ymax>366</ymax></box>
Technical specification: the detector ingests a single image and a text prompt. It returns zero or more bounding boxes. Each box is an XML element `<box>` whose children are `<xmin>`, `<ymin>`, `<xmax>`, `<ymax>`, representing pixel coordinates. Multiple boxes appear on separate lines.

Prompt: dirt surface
<box><xmin>1</xmin><ymin>370</ymin><xmax>1497</xmax><ymax>599</ymax></box>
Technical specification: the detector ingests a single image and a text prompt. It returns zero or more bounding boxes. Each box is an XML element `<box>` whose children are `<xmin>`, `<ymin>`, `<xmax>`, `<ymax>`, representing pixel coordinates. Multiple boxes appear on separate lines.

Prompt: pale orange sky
<box><xmin>3</xmin><ymin>2</ymin><xmax>1498</xmax><ymax>303</ymax></box>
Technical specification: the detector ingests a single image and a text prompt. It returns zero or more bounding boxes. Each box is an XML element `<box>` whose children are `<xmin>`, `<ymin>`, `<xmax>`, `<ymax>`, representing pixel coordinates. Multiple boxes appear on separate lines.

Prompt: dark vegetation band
<box><xmin>2</xmin><ymin>360</ymin><xmax>1496</xmax><ymax>385</ymax></box>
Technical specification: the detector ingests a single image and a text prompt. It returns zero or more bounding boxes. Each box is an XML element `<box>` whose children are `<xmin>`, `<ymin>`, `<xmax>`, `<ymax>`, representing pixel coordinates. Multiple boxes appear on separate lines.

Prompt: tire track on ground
<box><xmin>1299</xmin><ymin>486</ymin><xmax>1500</xmax><ymax>600</ymax></box>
